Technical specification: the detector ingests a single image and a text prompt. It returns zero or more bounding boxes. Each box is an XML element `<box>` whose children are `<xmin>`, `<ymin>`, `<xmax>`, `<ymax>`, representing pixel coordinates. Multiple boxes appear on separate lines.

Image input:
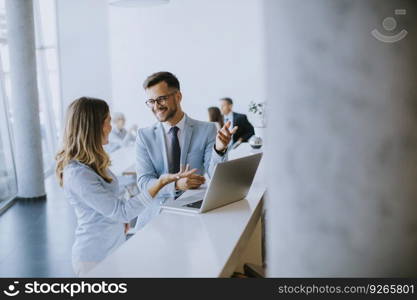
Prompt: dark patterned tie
<box><xmin>168</xmin><ymin>126</ymin><xmax>181</xmax><ymax>173</ymax></box>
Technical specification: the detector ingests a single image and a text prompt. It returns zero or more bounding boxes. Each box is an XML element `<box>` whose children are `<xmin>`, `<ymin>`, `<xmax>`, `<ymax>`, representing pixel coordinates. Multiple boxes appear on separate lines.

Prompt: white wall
<box><xmin>265</xmin><ymin>0</ymin><xmax>417</xmax><ymax>276</ymax></box>
<box><xmin>56</xmin><ymin>0</ymin><xmax>112</xmax><ymax>111</ymax></box>
<box><xmin>108</xmin><ymin>0</ymin><xmax>265</xmax><ymax>129</ymax></box>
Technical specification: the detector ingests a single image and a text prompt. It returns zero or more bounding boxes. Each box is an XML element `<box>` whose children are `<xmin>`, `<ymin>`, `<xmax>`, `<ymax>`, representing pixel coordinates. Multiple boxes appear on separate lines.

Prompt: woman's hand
<box><xmin>159</xmin><ymin>164</ymin><xmax>198</xmax><ymax>186</ymax></box>
<box><xmin>148</xmin><ymin>165</ymin><xmax>198</xmax><ymax>198</ymax></box>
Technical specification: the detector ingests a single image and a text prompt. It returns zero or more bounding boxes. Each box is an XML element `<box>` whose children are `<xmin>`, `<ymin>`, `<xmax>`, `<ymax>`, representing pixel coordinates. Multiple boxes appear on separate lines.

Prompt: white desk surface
<box><xmin>88</xmin><ymin>143</ymin><xmax>265</xmax><ymax>277</ymax></box>
<box><xmin>109</xmin><ymin>143</ymin><xmax>262</xmax><ymax>175</ymax></box>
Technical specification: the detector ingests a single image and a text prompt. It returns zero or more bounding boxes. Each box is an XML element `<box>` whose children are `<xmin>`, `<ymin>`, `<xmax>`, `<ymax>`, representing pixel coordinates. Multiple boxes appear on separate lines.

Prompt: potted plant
<box><xmin>248</xmin><ymin>101</ymin><xmax>266</xmax><ymax>128</ymax></box>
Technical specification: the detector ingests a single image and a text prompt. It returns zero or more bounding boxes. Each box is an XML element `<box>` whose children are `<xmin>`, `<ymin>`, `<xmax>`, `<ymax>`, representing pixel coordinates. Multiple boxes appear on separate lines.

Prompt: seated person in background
<box><xmin>56</xmin><ymin>97</ymin><xmax>196</xmax><ymax>276</ymax></box>
<box><xmin>208</xmin><ymin>106</ymin><xmax>224</xmax><ymax>131</ymax></box>
<box><xmin>136</xmin><ymin>72</ymin><xmax>237</xmax><ymax>199</ymax></box>
<box><xmin>105</xmin><ymin>112</ymin><xmax>137</xmax><ymax>153</ymax></box>
<box><xmin>219</xmin><ymin>97</ymin><xmax>255</xmax><ymax>147</ymax></box>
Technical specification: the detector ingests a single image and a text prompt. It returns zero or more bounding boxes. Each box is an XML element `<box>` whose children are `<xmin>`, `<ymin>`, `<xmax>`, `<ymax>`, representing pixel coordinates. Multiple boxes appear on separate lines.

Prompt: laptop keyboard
<box><xmin>184</xmin><ymin>200</ymin><xmax>203</xmax><ymax>209</ymax></box>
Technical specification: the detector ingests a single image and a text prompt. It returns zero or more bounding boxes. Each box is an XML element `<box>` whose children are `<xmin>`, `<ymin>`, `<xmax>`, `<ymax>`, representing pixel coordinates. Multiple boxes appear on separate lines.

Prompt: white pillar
<box><xmin>265</xmin><ymin>0</ymin><xmax>417</xmax><ymax>276</ymax></box>
<box><xmin>6</xmin><ymin>0</ymin><xmax>45</xmax><ymax>198</ymax></box>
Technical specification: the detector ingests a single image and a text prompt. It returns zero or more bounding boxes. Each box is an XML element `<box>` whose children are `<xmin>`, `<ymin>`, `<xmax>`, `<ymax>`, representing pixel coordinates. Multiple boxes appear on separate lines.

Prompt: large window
<box><xmin>0</xmin><ymin>0</ymin><xmax>61</xmax><ymax>180</ymax></box>
<box><xmin>0</xmin><ymin>101</ymin><xmax>16</xmax><ymax>203</ymax></box>
<box><xmin>0</xmin><ymin>47</ymin><xmax>16</xmax><ymax>203</ymax></box>
<box><xmin>0</xmin><ymin>4</ymin><xmax>15</xmax><ymax>203</ymax></box>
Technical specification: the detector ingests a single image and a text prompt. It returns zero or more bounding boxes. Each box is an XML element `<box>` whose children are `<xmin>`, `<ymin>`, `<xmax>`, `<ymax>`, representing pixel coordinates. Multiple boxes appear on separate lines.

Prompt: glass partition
<box><xmin>0</xmin><ymin>0</ymin><xmax>62</xmax><ymax>179</ymax></box>
<box><xmin>0</xmin><ymin>44</ymin><xmax>16</xmax><ymax>203</ymax></box>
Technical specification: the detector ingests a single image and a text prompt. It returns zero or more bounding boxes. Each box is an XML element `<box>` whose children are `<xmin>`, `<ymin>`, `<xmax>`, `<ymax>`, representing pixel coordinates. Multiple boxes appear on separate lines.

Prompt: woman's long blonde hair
<box><xmin>56</xmin><ymin>97</ymin><xmax>112</xmax><ymax>186</ymax></box>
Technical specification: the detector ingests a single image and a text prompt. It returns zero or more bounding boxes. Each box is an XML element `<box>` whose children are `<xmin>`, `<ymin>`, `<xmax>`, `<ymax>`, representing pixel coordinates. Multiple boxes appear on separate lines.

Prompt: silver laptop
<box><xmin>162</xmin><ymin>152</ymin><xmax>263</xmax><ymax>213</ymax></box>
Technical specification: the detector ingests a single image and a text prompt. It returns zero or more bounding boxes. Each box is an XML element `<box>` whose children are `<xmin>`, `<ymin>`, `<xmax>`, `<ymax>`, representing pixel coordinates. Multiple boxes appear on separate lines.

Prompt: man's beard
<box><xmin>153</xmin><ymin>104</ymin><xmax>177</xmax><ymax>122</ymax></box>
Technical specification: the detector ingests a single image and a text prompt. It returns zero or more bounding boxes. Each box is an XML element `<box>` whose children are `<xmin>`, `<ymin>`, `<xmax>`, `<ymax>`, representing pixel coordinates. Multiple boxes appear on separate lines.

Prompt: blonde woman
<box><xmin>56</xmin><ymin>97</ymin><xmax>196</xmax><ymax>276</ymax></box>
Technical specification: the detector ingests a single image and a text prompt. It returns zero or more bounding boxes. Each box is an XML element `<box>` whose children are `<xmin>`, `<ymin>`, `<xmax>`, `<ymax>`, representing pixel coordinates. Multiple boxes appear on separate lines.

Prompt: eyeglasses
<box><xmin>145</xmin><ymin>91</ymin><xmax>177</xmax><ymax>108</ymax></box>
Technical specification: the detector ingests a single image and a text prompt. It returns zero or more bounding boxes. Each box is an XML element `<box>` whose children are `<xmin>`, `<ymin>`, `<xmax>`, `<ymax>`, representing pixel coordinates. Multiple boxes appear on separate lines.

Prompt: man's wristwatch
<box><xmin>214</xmin><ymin>145</ymin><xmax>227</xmax><ymax>156</ymax></box>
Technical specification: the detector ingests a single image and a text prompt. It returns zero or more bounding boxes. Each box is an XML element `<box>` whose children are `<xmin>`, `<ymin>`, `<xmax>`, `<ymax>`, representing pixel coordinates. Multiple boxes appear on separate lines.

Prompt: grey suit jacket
<box><xmin>135</xmin><ymin>114</ymin><xmax>227</xmax><ymax>197</ymax></box>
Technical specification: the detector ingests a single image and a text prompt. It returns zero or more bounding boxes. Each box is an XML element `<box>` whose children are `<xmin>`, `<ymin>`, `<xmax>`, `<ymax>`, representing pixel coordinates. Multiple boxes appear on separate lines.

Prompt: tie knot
<box><xmin>169</xmin><ymin>126</ymin><xmax>179</xmax><ymax>135</ymax></box>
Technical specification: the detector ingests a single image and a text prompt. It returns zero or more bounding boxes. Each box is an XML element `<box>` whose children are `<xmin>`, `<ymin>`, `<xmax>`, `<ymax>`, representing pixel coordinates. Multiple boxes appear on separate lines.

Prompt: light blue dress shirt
<box><xmin>63</xmin><ymin>160</ymin><xmax>159</xmax><ymax>265</ymax></box>
<box><xmin>161</xmin><ymin>114</ymin><xmax>186</xmax><ymax>169</ymax></box>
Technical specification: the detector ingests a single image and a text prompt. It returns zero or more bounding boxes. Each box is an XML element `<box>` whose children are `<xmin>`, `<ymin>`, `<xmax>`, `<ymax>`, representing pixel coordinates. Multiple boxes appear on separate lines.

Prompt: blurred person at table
<box><xmin>105</xmin><ymin>112</ymin><xmax>137</xmax><ymax>153</ymax></box>
<box><xmin>136</xmin><ymin>71</ymin><xmax>237</xmax><ymax>199</ymax></box>
<box><xmin>219</xmin><ymin>97</ymin><xmax>255</xmax><ymax>148</ymax></box>
<box><xmin>208</xmin><ymin>106</ymin><xmax>224</xmax><ymax>131</ymax></box>
<box><xmin>55</xmin><ymin>97</ymin><xmax>197</xmax><ymax>276</ymax></box>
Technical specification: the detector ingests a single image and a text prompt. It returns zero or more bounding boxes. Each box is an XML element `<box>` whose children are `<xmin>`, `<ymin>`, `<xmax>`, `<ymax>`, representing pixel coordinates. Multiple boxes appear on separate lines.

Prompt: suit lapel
<box><xmin>181</xmin><ymin>115</ymin><xmax>194</xmax><ymax>166</ymax></box>
<box><xmin>154</xmin><ymin>123</ymin><xmax>169</xmax><ymax>173</ymax></box>
<box><xmin>233</xmin><ymin>112</ymin><xmax>238</xmax><ymax>127</ymax></box>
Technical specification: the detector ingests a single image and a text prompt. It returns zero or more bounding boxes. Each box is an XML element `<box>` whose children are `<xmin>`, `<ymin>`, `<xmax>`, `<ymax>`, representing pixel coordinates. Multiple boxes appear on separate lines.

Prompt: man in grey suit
<box><xmin>136</xmin><ymin>71</ymin><xmax>237</xmax><ymax>198</ymax></box>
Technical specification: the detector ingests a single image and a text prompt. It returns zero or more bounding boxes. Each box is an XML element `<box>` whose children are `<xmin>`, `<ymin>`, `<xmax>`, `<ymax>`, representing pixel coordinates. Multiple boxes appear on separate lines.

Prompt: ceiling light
<box><xmin>108</xmin><ymin>0</ymin><xmax>170</xmax><ymax>7</ymax></box>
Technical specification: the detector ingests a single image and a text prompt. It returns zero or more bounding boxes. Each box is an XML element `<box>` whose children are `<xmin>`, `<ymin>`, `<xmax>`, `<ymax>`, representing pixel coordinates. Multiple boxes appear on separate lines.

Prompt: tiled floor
<box><xmin>0</xmin><ymin>176</ymin><xmax>77</xmax><ymax>277</ymax></box>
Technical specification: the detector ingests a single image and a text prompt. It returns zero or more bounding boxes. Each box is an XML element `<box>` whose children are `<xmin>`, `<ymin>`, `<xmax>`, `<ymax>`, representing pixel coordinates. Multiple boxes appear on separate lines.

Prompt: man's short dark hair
<box><xmin>143</xmin><ymin>71</ymin><xmax>180</xmax><ymax>90</ymax></box>
<box><xmin>220</xmin><ymin>97</ymin><xmax>233</xmax><ymax>105</ymax></box>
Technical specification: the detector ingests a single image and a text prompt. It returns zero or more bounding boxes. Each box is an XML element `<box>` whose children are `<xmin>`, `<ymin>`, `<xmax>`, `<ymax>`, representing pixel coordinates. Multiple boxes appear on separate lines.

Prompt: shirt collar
<box><xmin>162</xmin><ymin>113</ymin><xmax>186</xmax><ymax>134</ymax></box>
<box><xmin>224</xmin><ymin>112</ymin><xmax>233</xmax><ymax>120</ymax></box>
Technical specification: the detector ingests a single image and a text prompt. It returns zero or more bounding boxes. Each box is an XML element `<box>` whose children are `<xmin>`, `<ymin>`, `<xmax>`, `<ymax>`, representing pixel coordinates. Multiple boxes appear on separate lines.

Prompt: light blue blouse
<box><xmin>63</xmin><ymin>160</ymin><xmax>160</xmax><ymax>264</ymax></box>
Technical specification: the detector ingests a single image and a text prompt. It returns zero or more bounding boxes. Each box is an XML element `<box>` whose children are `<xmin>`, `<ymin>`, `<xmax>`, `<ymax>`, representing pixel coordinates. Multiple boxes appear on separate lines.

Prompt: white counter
<box><xmin>86</xmin><ymin>185</ymin><xmax>265</xmax><ymax>277</ymax></box>
<box><xmin>87</xmin><ymin>143</ymin><xmax>265</xmax><ymax>277</ymax></box>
